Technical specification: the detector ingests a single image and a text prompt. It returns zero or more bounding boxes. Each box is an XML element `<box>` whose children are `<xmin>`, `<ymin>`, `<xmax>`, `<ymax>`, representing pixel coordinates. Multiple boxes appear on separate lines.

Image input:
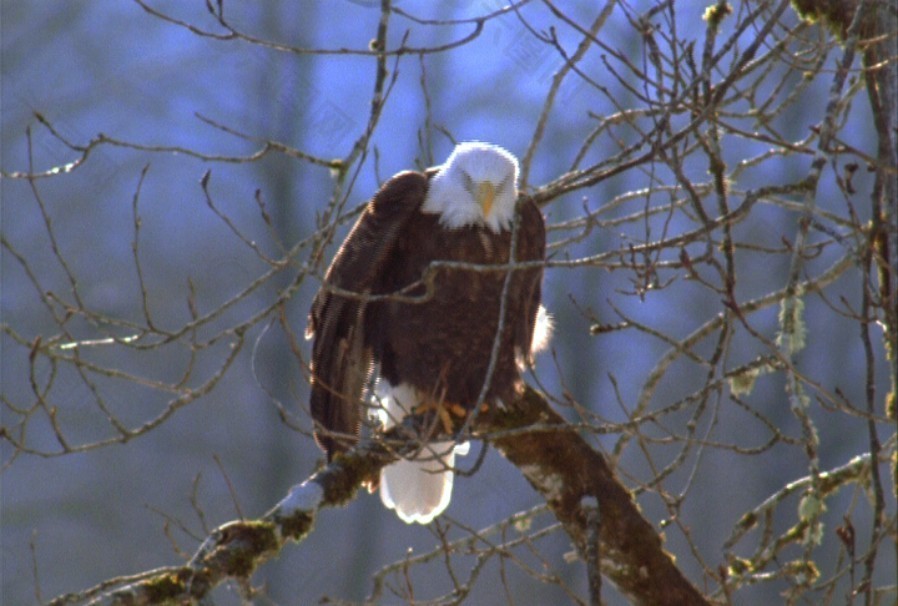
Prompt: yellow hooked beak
<box><xmin>476</xmin><ymin>181</ymin><xmax>496</xmax><ymax>218</ymax></box>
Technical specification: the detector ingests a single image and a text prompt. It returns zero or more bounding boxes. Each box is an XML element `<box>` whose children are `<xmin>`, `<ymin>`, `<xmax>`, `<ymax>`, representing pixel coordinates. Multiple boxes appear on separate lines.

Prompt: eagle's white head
<box><xmin>422</xmin><ymin>141</ymin><xmax>519</xmax><ymax>233</ymax></box>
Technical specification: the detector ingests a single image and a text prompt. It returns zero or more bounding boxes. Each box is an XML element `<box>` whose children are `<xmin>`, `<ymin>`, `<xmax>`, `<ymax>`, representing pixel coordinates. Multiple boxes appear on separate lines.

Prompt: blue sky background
<box><xmin>2</xmin><ymin>2</ymin><xmax>893</xmax><ymax>604</ymax></box>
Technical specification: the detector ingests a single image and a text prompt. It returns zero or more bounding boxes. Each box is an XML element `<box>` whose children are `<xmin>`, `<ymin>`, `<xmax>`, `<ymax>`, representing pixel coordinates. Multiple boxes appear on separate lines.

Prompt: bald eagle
<box><xmin>307</xmin><ymin>142</ymin><xmax>546</xmax><ymax>524</ymax></box>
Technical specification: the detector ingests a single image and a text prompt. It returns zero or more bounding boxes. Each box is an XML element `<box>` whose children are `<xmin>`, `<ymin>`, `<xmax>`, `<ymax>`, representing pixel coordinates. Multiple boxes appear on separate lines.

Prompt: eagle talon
<box><xmin>413</xmin><ymin>400</ymin><xmax>463</xmax><ymax>434</ymax></box>
<box><xmin>449</xmin><ymin>403</ymin><xmax>468</xmax><ymax>418</ymax></box>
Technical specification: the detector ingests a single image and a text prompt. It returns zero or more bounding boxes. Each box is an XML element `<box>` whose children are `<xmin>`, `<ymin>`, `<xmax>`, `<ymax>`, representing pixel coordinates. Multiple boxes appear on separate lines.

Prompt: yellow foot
<box><xmin>413</xmin><ymin>400</ymin><xmax>469</xmax><ymax>433</ymax></box>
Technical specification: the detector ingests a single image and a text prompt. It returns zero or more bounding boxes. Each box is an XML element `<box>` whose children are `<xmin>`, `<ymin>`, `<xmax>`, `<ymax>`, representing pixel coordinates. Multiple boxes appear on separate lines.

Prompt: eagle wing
<box><xmin>307</xmin><ymin>171</ymin><xmax>429</xmax><ymax>460</ymax></box>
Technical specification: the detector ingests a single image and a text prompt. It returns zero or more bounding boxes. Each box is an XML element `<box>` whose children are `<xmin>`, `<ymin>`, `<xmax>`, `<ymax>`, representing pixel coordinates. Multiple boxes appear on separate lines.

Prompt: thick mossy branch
<box><xmin>480</xmin><ymin>386</ymin><xmax>709</xmax><ymax>606</ymax></box>
<box><xmin>62</xmin><ymin>393</ymin><xmax>707</xmax><ymax>605</ymax></box>
<box><xmin>65</xmin><ymin>438</ymin><xmax>401</xmax><ymax>605</ymax></box>
<box><xmin>790</xmin><ymin>0</ymin><xmax>875</xmax><ymax>40</ymax></box>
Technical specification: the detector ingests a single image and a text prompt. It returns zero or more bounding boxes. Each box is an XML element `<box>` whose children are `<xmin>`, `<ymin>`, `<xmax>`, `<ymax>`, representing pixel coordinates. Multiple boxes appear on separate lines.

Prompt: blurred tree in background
<box><xmin>2</xmin><ymin>1</ymin><xmax>895</xmax><ymax>604</ymax></box>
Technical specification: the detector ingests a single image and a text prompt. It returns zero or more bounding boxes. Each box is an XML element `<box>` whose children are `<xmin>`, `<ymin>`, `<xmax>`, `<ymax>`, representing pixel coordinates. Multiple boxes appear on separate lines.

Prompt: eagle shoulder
<box><xmin>307</xmin><ymin>170</ymin><xmax>429</xmax><ymax>338</ymax></box>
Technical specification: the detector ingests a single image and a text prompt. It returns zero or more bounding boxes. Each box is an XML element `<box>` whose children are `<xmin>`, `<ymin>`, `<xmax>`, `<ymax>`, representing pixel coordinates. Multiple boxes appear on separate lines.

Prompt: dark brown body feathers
<box><xmin>308</xmin><ymin>170</ymin><xmax>544</xmax><ymax>460</ymax></box>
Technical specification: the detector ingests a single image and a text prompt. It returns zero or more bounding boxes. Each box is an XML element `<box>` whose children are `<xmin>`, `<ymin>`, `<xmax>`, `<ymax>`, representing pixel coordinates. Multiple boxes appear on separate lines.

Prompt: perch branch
<box><xmin>51</xmin><ymin>387</ymin><xmax>707</xmax><ymax>606</ymax></box>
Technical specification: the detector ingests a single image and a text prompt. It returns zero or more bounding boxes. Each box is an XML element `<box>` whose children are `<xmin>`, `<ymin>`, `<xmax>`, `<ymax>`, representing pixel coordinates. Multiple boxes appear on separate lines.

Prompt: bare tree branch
<box><xmin>3</xmin><ymin>0</ymin><xmax>895</xmax><ymax>603</ymax></box>
<box><xmin>47</xmin><ymin>386</ymin><xmax>711</xmax><ymax>606</ymax></box>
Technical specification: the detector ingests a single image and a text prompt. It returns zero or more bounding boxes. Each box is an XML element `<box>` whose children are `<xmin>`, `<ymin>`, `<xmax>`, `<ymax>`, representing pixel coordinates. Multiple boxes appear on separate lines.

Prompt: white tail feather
<box><xmin>379</xmin><ymin>442</ymin><xmax>459</xmax><ymax>524</ymax></box>
<box><xmin>373</xmin><ymin>382</ymin><xmax>470</xmax><ymax>524</ymax></box>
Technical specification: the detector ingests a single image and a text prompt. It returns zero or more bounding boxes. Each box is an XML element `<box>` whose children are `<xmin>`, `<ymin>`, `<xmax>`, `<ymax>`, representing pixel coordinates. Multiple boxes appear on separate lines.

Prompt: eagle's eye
<box><xmin>461</xmin><ymin>172</ymin><xmax>476</xmax><ymax>194</ymax></box>
<box><xmin>499</xmin><ymin>174</ymin><xmax>513</xmax><ymax>193</ymax></box>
